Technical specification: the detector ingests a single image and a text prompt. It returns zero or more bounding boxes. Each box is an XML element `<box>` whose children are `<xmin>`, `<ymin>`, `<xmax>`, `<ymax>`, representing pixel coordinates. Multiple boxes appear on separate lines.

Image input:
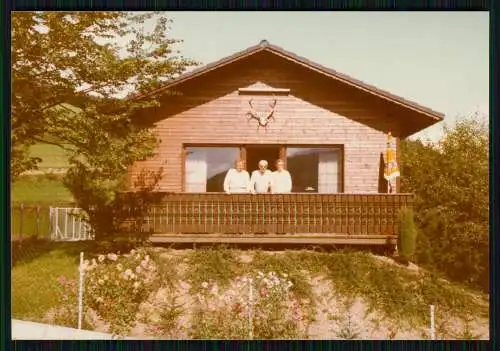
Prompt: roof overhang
<box><xmin>132</xmin><ymin>40</ymin><xmax>444</xmax><ymax>137</ymax></box>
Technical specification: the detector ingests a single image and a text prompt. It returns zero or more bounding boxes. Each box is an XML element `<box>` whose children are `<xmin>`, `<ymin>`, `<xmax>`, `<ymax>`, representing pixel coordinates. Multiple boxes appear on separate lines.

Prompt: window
<box><xmin>184</xmin><ymin>147</ymin><xmax>240</xmax><ymax>192</ymax></box>
<box><xmin>286</xmin><ymin>147</ymin><xmax>342</xmax><ymax>193</ymax></box>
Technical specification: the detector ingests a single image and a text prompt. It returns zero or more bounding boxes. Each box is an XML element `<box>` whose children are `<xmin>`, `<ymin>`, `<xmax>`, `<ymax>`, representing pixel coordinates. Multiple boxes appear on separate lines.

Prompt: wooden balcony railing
<box><xmin>129</xmin><ymin>193</ymin><xmax>414</xmax><ymax>236</ymax></box>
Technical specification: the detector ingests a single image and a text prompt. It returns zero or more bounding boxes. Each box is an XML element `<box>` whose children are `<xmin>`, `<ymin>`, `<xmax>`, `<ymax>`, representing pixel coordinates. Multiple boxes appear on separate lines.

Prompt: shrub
<box><xmin>190</xmin><ymin>272</ymin><xmax>308</xmax><ymax>339</ymax></box>
<box><xmin>397</xmin><ymin>208</ymin><xmax>418</xmax><ymax>264</ymax></box>
<box><xmin>49</xmin><ymin>276</ymin><xmax>95</xmax><ymax>330</ymax></box>
<box><xmin>83</xmin><ymin>248</ymin><xmax>159</xmax><ymax>336</ymax></box>
<box><xmin>399</xmin><ymin>116</ymin><xmax>489</xmax><ymax>291</ymax></box>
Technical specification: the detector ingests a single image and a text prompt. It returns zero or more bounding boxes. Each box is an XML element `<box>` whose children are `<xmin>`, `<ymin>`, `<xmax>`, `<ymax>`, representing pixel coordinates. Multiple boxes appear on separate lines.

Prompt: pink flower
<box><xmin>135</xmin><ymin>266</ymin><xmax>142</xmax><ymax>274</ymax></box>
<box><xmin>57</xmin><ymin>276</ymin><xmax>67</xmax><ymax>285</ymax></box>
<box><xmin>107</xmin><ymin>253</ymin><xmax>118</xmax><ymax>261</ymax></box>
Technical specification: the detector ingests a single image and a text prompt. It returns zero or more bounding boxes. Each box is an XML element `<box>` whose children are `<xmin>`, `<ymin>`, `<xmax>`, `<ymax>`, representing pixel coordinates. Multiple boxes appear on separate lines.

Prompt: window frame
<box><xmin>181</xmin><ymin>144</ymin><xmax>344</xmax><ymax>193</ymax></box>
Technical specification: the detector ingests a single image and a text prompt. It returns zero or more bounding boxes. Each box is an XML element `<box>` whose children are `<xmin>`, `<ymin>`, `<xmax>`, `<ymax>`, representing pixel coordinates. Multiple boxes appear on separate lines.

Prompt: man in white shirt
<box><xmin>223</xmin><ymin>160</ymin><xmax>250</xmax><ymax>194</ymax></box>
<box><xmin>271</xmin><ymin>159</ymin><xmax>292</xmax><ymax>193</ymax></box>
<box><xmin>250</xmin><ymin>160</ymin><xmax>273</xmax><ymax>194</ymax></box>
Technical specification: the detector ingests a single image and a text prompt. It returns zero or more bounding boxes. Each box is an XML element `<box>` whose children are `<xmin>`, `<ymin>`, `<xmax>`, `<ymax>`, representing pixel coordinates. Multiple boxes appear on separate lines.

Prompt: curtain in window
<box><xmin>318</xmin><ymin>150</ymin><xmax>340</xmax><ymax>193</ymax></box>
<box><xmin>185</xmin><ymin>149</ymin><xmax>207</xmax><ymax>193</ymax></box>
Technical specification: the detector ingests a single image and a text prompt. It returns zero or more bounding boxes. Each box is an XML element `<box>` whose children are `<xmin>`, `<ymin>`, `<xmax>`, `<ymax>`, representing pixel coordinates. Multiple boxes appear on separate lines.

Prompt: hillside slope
<box><xmin>36</xmin><ymin>247</ymin><xmax>489</xmax><ymax>340</ymax></box>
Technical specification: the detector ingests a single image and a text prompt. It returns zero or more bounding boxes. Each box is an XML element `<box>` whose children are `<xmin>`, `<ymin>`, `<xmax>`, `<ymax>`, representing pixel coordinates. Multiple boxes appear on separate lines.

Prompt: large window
<box><xmin>286</xmin><ymin>147</ymin><xmax>342</xmax><ymax>193</ymax></box>
<box><xmin>184</xmin><ymin>147</ymin><xmax>240</xmax><ymax>192</ymax></box>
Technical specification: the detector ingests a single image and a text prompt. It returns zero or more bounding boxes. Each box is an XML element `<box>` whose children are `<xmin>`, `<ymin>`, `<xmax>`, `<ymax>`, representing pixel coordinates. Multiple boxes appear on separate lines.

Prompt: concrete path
<box><xmin>12</xmin><ymin>319</ymin><xmax>127</xmax><ymax>340</ymax></box>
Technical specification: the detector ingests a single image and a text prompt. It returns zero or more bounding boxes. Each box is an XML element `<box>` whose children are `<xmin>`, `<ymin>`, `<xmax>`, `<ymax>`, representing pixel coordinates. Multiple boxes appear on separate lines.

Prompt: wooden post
<box><xmin>396</xmin><ymin>137</ymin><xmax>401</xmax><ymax>193</ymax></box>
<box><xmin>36</xmin><ymin>206</ymin><xmax>41</xmax><ymax>238</ymax></box>
<box><xmin>19</xmin><ymin>204</ymin><xmax>24</xmax><ymax>242</ymax></box>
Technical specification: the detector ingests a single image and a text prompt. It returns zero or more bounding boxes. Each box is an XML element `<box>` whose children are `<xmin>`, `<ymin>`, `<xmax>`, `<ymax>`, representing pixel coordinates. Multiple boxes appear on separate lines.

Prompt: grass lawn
<box><xmin>12</xmin><ymin>175</ymin><xmax>73</xmax><ymax>205</ymax></box>
<box><xmin>28</xmin><ymin>143</ymin><xmax>72</xmax><ymax>170</ymax></box>
<box><xmin>11</xmin><ymin>242</ymin><xmax>81</xmax><ymax>321</ymax></box>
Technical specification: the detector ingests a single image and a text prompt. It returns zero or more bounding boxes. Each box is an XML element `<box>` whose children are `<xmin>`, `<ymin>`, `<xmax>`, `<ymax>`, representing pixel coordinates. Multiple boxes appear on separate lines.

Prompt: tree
<box><xmin>11</xmin><ymin>11</ymin><xmax>197</xmax><ymax>177</ymax></box>
<box><xmin>12</xmin><ymin>12</ymin><xmax>198</xmax><ymax>241</ymax></box>
<box><xmin>400</xmin><ymin>115</ymin><xmax>489</xmax><ymax>291</ymax></box>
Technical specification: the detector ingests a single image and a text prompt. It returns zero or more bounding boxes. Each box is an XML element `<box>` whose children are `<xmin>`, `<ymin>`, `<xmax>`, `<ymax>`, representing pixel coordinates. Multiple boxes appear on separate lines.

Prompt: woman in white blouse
<box><xmin>271</xmin><ymin>159</ymin><xmax>292</xmax><ymax>193</ymax></box>
<box><xmin>223</xmin><ymin>160</ymin><xmax>250</xmax><ymax>194</ymax></box>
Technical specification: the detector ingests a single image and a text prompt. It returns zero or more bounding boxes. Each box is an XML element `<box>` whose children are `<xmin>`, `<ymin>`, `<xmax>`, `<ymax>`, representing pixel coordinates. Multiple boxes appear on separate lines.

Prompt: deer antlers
<box><xmin>246</xmin><ymin>98</ymin><xmax>278</xmax><ymax>129</ymax></box>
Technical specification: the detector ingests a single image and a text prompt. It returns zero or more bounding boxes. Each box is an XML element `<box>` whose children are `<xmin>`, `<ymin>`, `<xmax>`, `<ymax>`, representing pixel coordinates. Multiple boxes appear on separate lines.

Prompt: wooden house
<box><xmin>127</xmin><ymin>40</ymin><xmax>443</xmax><ymax>246</ymax></box>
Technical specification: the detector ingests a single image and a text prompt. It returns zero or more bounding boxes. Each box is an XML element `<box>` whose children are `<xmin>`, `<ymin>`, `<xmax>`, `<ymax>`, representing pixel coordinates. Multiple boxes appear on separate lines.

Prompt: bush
<box><xmin>397</xmin><ymin>208</ymin><xmax>418</xmax><ymax>264</ymax></box>
<box><xmin>399</xmin><ymin>116</ymin><xmax>489</xmax><ymax>291</ymax></box>
<box><xmin>190</xmin><ymin>272</ymin><xmax>308</xmax><ymax>339</ymax></box>
<box><xmin>83</xmin><ymin>248</ymin><xmax>160</xmax><ymax>335</ymax></box>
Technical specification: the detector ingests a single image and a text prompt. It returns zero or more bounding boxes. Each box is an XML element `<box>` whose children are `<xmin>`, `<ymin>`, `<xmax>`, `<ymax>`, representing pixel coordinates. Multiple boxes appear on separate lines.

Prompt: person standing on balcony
<box><xmin>250</xmin><ymin>160</ymin><xmax>273</xmax><ymax>194</ymax></box>
<box><xmin>271</xmin><ymin>159</ymin><xmax>292</xmax><ymax>193</ymax></box>
<box><xmin>223</xmin><ymin>160</ymin><xmax>250</xmax><ymax>194</ymax></box>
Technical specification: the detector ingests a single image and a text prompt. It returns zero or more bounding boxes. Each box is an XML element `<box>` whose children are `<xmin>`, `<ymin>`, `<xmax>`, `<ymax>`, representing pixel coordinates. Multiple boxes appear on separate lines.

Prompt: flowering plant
<box><xmin>191</xmin><ymin>271</ymin><xmax>308</xmax><ymax>339</ymax></box>
<box><xmin>83</xmin><ymin>248</ymin><xmax>158</xmax><ymax>335</ymax></box>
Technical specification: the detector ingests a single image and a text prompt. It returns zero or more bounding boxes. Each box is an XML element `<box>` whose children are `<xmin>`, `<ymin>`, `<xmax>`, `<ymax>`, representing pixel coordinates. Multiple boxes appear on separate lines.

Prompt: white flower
<box><xmin>201</xmin><ymin>282</ymin><xmax>209</xmax><ymax>289</ymax></box>
<box><xmin>98</xmin><ymin>255</ymin><xmax>105</xmax><ymax>262</ymax></box>
<box><xmin>135</xmin><ymin>254</ymin><xmax>141</xmax><ymax>260</ymax></box>
<box><xmin>98</xmin><ymin>279</ymin><xmax>104</xmax><ymax>285</ymax></box>
<box><xmin>116</xmin><ymin>263</ymin><xmax>123</xmax><ymax>271</ymax></box>
<box><xmin>125</xmin><ymin>269</ymin><xmax>133</xmax><ymax>276</ymax></box>
<box><xmin>130</xmin><ymin>249</ymin><xmax>136</xmax><ymax>255</ymax></box>
<box><xmin>96</xmin><ymin>297</ymin><xmax>103</xmax><ymax>303</ymax></box>
<box><xmin>107</xmin><ymin>253</ymin><xmax>118</xmax><ymax>261</ymax></box>
<box><xmin>145</xmin><ymin>255</ymin><xmax>150</xmax><ymax>262</ymax></box>
<box><xmin>133</xmin><ymin>281</ymin><xmax>140</xmax><ymax>289</ymax></box>
<box><xmin>135</xmin><ymin>266</ymin><xmax>142</xmax><ymax>274</ymax></box>
<box><xmin>210</xmin><ymin>284</ymin><xmax>219</xmax><ymax>296</ymax></box>
<box><xmin>141</xmin><ymin>260</ymin><xmax>148</xmax><ymax>268</ymax></box>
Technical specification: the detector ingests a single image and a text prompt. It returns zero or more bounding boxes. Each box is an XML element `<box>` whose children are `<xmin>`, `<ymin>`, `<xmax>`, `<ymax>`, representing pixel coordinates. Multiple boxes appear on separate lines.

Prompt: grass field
<box><xmin>28</xmin><ymin>143</ymin><xmax>72</xmax><ymax>171</ymax></box>
<box><xmin>11</xmin><ymin>175</ymin><xmax>74</xmax><ymax>239</ymax></box>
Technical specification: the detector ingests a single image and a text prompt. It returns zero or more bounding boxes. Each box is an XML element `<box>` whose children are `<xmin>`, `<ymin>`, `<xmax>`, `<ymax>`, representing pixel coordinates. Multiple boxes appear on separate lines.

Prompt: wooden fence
<box><xmin>11</xmin><ymin>204</ymin><xmax>48</xmax><ymax>240</ymax></box>
<box><xmin>130</xmin><ymin>193</ymin><xmax>414</xmax><ymax>236</ymax></box>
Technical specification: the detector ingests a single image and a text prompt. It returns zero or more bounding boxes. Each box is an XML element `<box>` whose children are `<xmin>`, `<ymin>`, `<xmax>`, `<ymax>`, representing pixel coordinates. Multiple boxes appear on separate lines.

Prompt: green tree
<box><xmin>400</xmin><ymin>115</ymin><xmax>489</xmax><ymax>291</ymax></box>
<box><xmin>11</xmin><ymin>11</ymin><xmax>197</xmax><ymax>177</ymax></box>
<box><xmin>12</xmin><ymin>12</ymin><xmax>198</xmax><ymax>240</ymax></box>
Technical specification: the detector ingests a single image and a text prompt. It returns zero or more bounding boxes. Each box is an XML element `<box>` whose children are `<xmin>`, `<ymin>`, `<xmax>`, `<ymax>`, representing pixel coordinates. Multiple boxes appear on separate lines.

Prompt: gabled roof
<box><xmin>134</xmin><ymin>40</ymin><xmax>444</xmax><ymax>125</ymax></box>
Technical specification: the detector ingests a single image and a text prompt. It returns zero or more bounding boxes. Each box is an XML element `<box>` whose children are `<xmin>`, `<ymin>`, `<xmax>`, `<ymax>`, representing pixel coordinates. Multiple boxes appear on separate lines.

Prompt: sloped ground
<box><xmin>58</xmin><ymin>248</ymin><xmax>488</xmax><ymax>340</ymax></box>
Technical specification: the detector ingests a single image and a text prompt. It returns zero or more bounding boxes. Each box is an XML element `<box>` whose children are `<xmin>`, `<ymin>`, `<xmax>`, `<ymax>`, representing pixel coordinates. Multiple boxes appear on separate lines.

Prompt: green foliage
<box><xmin>83</xmin><ymin>248</ymin><xmax>160</xmax><ymax>335</ymax></box>
<box><xmin>397</xmin><ymin>208</ymin><xmax>418</xmax><ymax>264</ymax></box>
<box><xmin>400</xmin><ymin>115</ymin><xmax>489</xmax><ymax>291</ymax></box>
<box><xmin>11</xmin><ymin>12</ymin><xmax>198</xmax><ymax>177</ymax></box>
<box><xmin>12</xmin><ymin>245</ymin><xmax>488</xmax><ymax>339</ymax></box>
<box><xmin>186</xmin><ymin>246</ymin><xmax>243</xmax><ymax>292</ymax></box>
<box><xmin>190</xmin><ymin>273</ymin><xmax>308</xmax><ymax>339</ymax></box>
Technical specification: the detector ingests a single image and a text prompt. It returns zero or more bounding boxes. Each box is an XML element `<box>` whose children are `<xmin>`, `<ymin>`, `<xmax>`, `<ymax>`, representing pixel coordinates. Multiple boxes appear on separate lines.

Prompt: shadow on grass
<box><xmin>154</xmin><ymin>242</ymin><xmax>395</xmax><ymax>256</ymax></box>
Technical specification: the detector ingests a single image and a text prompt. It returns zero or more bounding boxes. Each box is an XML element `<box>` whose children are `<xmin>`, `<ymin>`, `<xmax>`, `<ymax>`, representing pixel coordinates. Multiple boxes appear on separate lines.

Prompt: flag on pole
<box><xmin>384</xmin><ymin>132</ymin><xmax>400</xmax><ymax>193</ymax></box>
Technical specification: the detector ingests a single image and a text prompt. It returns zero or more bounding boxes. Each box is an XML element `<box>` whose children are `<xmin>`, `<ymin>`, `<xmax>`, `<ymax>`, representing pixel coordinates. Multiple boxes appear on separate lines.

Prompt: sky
<box><xmin>144</xmin><ymin>12</ymin><xmax>489</xmax><ymax>141</ymax></box>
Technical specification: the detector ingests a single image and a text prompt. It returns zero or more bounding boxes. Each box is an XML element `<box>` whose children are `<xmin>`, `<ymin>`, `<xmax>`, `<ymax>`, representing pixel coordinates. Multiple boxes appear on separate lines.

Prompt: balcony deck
<box><xmin>124</xmin><ymin>193</ymin><xmax>413</xmax><ymax>246</ymax></box>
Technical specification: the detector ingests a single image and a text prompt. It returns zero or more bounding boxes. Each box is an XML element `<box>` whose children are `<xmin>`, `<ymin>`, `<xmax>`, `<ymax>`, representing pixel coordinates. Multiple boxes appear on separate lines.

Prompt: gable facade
<box><xmin>128</xmin><ymin>44</ymin><xmax>443</xmax><ymax>194</ymax></box>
